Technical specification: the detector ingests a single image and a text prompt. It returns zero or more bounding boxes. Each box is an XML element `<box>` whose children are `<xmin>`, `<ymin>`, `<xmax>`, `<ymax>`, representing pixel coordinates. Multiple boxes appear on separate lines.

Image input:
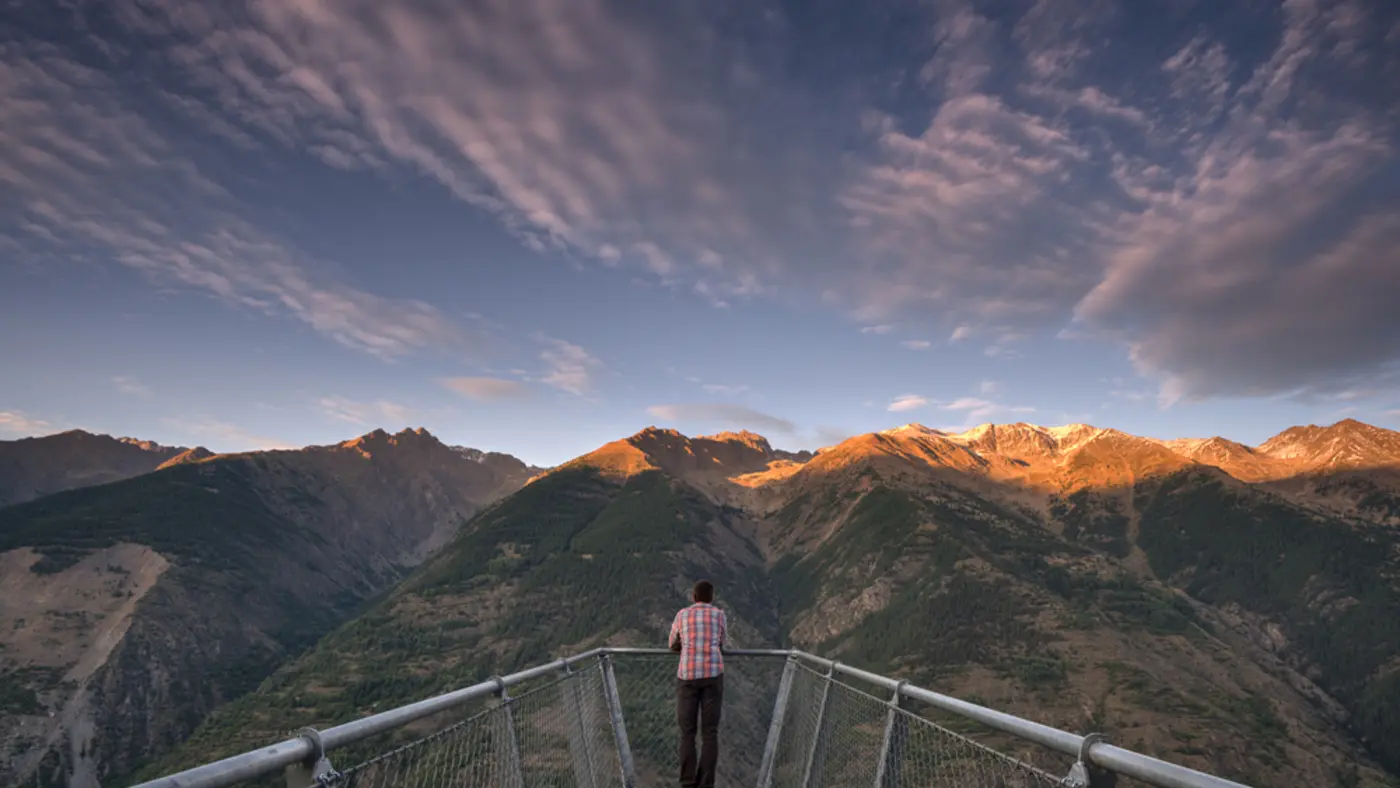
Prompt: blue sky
<box><xmin>2</xmin><ymin>0</ymin><xmax>1399</xmax><ymax>466</ymax></box>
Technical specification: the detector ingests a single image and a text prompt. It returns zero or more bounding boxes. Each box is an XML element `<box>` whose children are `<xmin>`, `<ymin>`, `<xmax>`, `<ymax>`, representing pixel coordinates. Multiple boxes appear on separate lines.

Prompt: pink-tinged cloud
<box><xmin>439</xmin><ymin>378</ymin><xmax>528</xmax><ymax>401</ymax></box>
<box><xmin>646</xmin><ymin>404</ymin><xmax>796</xmax><ymax>434</ymax></box>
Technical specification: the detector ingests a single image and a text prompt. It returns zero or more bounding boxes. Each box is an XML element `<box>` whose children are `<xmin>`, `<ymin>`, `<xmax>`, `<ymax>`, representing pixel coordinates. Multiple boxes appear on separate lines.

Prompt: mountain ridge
<box><xmin>0</xmin><ymin>430</ymin><xmax>189</xmax><ymax>507</ymax></box>
<box><xmin>138</xmin><ymin>417</ymin><xmax>1400</xmax><ymax>787</ymax></box>
<box><xmin>0</xmin><ymin>427</ymin><xmax>538</xmax><ymax>787</ymax></box>
<box><xmin>7</xmin><ymin>418</ymin><xmax>1400</xmax><ymax>786</ymax></box>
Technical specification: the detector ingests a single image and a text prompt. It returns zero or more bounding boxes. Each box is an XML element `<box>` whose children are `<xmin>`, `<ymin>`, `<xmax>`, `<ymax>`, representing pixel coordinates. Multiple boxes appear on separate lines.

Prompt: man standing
<box><xmin>669</xmin><ymin>579</ymin><xmax>727</xmax><ymax>788</ymax></box>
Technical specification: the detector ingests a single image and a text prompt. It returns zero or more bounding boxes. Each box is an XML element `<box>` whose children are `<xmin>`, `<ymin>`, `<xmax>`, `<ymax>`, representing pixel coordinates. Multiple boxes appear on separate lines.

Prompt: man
<box><xmin>668</xmin><ymin>579</ymin><xmax>727</xmax><ymax>788</ymax></box>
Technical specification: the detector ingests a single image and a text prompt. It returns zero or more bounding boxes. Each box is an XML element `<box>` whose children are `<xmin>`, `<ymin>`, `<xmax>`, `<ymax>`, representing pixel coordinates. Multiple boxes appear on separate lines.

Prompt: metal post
<box><xmin>756</xmin><ymin>655</ymin><xmax>799</xmax><ymax>788</ymax></box>
<box><xmin>872</xmin><ymin>682</ymin><xmax>907</xmax><ymax>788</ymax></box>
<box><xmin>561</xmin><ymin>662</ymin><xmax>599</xmax><ymax>788</ymax></box>
<box><xmin>600</xmin><ymin>653</ymin><xmax>638</xmax><ymax>787</ymax></box>
<box><xmin>492</xmin><ymin>677</ymin><xmax>526</xmax><ymax>788</ymax></box>
<box><xmin>800</xmin><ymin>662</ymin><xmax>838</xmax><ymax>788</ymax></box>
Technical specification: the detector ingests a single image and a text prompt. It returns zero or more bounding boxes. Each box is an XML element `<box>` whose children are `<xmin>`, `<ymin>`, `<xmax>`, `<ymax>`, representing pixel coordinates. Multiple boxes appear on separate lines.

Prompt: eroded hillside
<box><xmin>0</xmin><ymin>428</ymin><xmax>536</xmax><ymax>788</ymax></box>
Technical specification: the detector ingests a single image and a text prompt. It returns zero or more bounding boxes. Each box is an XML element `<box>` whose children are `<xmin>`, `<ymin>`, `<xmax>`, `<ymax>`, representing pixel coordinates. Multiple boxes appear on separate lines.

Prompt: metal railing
<box><xmin>131</xmin><ymin>648</ymin><xmax>1253</xmax><ymax>788</ymax></box>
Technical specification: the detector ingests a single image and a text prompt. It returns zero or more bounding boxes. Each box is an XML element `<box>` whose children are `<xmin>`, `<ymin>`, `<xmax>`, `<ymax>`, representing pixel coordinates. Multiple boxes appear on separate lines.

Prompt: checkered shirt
<box><xmin>669</xmin><ymin>602</ymin><xmax>727</xmax><ymax>680</ymax></box>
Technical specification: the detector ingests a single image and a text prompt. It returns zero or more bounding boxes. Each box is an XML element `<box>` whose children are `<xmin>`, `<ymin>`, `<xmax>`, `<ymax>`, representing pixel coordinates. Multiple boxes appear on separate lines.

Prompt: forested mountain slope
<box><xmin>145</xmin><ymin>422</ymin><xmax>1400</xmax><ymax>787</ymax></box>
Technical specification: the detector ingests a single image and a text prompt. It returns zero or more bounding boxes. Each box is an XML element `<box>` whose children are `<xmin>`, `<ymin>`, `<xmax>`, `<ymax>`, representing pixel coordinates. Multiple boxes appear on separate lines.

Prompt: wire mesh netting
<box><xmin>763</xmin><ymin>663</ymin><xmax>1070</xmax><ymax>788</ymax></box>
<box><xmin>607</xmin><ymin>652</ymin><xmax>788</xmax><ymax>787</ymax></box>
<box><xmin>328</xmin><ymin>663</ymin><xmax>623</xmax><ymax>788</ymax></box>
<box><xmin>319</xmin><ymin>654</ymin><xmax>1077</xmax><ymax>788</ymax></box>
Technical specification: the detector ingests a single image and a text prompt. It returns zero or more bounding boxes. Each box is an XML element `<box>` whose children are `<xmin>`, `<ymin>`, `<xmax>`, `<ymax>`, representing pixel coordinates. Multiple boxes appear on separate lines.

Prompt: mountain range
<box><xmin>2</xmin><ymin>419</ymin><xmax>1399</xmax><ymax>787</ymax></box>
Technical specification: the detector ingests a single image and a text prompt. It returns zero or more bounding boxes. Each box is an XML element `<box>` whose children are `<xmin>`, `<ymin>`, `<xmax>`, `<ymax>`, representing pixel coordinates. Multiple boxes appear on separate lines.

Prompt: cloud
<box><xmin>113</xmin><ymin>376</ymin><xmax>151</xmax><ymax>397</ymax></box>
<box><xmin>160</xmin><ymin>418</ymin><xmax>295</xmax><ymax>451</ymax></box>
<box><xmin>0</xmin><ymin>38</ymin><xmax>461</xmax><ymax>360</ymax></box>
<box><xmin>701</xmin><ymin>383</ymin><xmax>750</xmax><ymax>396</ymax></box>
<box><xmin>646</xmin><ymin>404</ymin><xmax>796</xmax><ymax>434</ymax></box>
<box><xmin>440</xmin><ymin>377</ymin><xmax>528</xmax><ymax>401</ymax></box>
<box><xmin>0</xmin><ymin>411</ymin><xmax>52</xmax><ymax>435</ymax></box>
<box><xmin>540</xmin><ymin>338</ymin><xmax>601</xmax><ymax>396</ymax></box>
<box><xmin>1067</xmin><ymin>3</ymin><xmax>1400</xmax><ymax>400</ymax></box>
<box><xmin>978</xmin><ymin>380</ymin><xmax>1002</xmax><ymax>396</ymax></box>
<box><xmin>317</xmin><ymin>397</ymin><xmax>416</xmax><ymax>426</ymax></box>
<box><xmin>839</xmin><ymin>0</ymin><xmax>1400</xmax><ymax>399</ymax></box>
<box><xmin>887</xmin><ymin>395</ymin><xmax>929</xmax><ymax>413</ymax></box>
<box><xmin>840</xmin><ymin>91</ymin><xmax>1095</xmax><ymax>325</ymax></box>
<box><xmin>94</xmin><ymin>0</ymin><xmax>789</xmax><ymax>307</ymax></box>
<box><xmin>9</xmin><ymin>0</ymin><xmax>1400</xmax><ymax>401</ymax></box>
<box><xmin>901</xmin><ymin>340</ymin><xmax>932</xmax><ymax>350</ymax></box>
<box><xmin>940</xmin><ymin>396</ymin><xmax>1037</xmax><ymax>423</ymax></box>
<box><xmin>860</xmin><ymin>325</ymin><xmax>894</xmax><ymax>335</ymax></box>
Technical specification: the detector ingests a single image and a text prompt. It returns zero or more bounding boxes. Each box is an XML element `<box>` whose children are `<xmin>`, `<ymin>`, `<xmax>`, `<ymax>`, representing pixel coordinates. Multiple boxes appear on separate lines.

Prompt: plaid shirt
<box><xmin>669</xmin><ymin>602</ymin><xmax>727</xmax><ymax>680</ymax></box>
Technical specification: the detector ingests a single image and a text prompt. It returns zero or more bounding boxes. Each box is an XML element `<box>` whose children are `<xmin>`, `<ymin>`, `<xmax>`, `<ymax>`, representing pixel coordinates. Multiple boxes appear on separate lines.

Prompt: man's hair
<box><xmin>692</xmin><ymin>580</ymin><xmax>715</xmax><ymax>603</ymax></box>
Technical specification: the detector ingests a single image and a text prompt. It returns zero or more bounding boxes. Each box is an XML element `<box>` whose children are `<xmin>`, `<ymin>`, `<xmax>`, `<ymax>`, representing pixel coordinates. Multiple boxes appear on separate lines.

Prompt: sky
<box><xmin>2</xmin><ymin>0</ymin><xmax>1399</xmax><ymax>467</ymax></box>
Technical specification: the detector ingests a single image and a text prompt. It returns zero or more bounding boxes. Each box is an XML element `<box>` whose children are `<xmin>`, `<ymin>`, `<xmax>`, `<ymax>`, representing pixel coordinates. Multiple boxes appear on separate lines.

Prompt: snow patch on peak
<box><xmin>881</xmin><ymin>423</ymin><xmax>947</xmax><ymax>437</ymax></box>
<box><xmin>1045</xmin><ymin>424</ymin><xmax>1099</xmax><ymax>441</ymax></box>
<box><xmin>954</xmin><ymin>423</ymin><xmax>996</xmax><ymax>441</ymax></box>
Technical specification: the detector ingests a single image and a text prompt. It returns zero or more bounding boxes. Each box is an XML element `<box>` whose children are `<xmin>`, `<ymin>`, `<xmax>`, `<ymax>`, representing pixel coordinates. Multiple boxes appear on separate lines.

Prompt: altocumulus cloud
<box><xmin>0</xmin><ymin>411</ymin><xmax>52</xmax><ymax>435</ymax></box>
<box><xmin>6</xmin><ymin>0</ymin><xmax>1400</xmax><ymax>398</ymax></box>
<box><xmin>0</xmin><ymin>29</ymin><xmax>462</xmax><ymax>360</ymax></box>
<box><xmin>439</xmin><ymin>377</ymin><xmax>529</xmax><ymax>401</ymax></box>
<box><xmin>646</xmin><ymin>404</ymin><xmax>797</xmax><ymax>435</ymax></box>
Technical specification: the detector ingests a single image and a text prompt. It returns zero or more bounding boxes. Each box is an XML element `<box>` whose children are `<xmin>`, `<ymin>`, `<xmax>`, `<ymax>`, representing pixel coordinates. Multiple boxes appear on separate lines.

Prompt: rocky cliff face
<box><xmin>0</xmin><ymin>430</ymin><xmax>188</xmax><ymax>508</ymax></box>
<box><xmin>0</xmin><ymin>428</ymin><xmax>535</xmax><ymax>788</ymax></box>
<box><xmin>145</xmin><ymin>421</ymin><xmax>1400</xmax><ymax>786</ymax></box>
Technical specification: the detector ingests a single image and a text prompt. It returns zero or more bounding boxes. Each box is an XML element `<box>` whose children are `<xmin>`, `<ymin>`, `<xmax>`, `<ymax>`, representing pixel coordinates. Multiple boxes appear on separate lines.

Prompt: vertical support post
<box><xmin>492</xmin><ymin>677</ymin><xmax>526</xmax><ymax>788</ymax></box>
<box><xmin>872</xmin><ymin>682</ymin><xmax>907</xmax><ymax>788</ymax></box>
<box><xmin>756</xmin><ymin>655</ymin><xmax>799</xmax><ymax>788</ymax></box>
<box><xmin>600</xmin><ymin>653</ymin><xmax>638</xmax><ymax>788</ymax></box>
<box><xmin>560</xmin><ymin>662</ymin><xmax>599</xmax><ymax>788</ymax></box>
<box><xmin>800</xmin><ymin>662</ymin><xmax>838</xmax><ymax>788</ymax></box>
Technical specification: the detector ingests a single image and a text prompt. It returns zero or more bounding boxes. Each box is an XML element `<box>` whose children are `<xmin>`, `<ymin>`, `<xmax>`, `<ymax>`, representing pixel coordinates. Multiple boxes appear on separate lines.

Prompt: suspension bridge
<box><xmin>132</xmin><ymin>648</ymin><xmax>1253</xmax><ymax>788</ymax></box>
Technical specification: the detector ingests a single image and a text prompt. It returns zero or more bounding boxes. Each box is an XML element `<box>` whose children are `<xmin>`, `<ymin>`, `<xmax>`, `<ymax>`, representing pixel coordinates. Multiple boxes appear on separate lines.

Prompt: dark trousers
<box><xmin>676</xmin><ymin>674</ymin><xmax>723</xmax><ymax>788</ymax></box>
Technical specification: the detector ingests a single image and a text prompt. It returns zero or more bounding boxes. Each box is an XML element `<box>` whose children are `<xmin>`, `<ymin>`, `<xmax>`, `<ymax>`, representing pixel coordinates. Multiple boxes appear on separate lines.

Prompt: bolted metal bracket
<box><xmin>284</xmin><ymin>727</ymin><xmax>340</xmax><ymax>788</ymax></box>
<box><xmin>491</xmin><ymin>675</ymin><xmax>511</xmax><ymax>702</ymax></box>
<box><xmin>1063</xmin><ymin>733</ymin><xmax>1116</xmax><ymax>788</ymax></box>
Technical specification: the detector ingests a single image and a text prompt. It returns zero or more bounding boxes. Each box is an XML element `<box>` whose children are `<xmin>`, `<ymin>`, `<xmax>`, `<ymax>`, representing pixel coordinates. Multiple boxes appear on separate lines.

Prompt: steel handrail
<box><xmin>130</xmin><ymin>649</ymin><xmax>606</xmax><ymax>788</ymax></box>
<box><xmin>130</xmin><ymin>646</ymin><xmax>1254</xmax><ymax>788</ymax></box>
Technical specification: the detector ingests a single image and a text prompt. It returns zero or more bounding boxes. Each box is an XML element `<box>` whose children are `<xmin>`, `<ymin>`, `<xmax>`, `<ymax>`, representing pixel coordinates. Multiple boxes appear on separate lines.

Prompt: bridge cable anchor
<box><xmin>285</xmin><ymin>727</ymin><xmax>341</xmax><ymax>788</ymax></box>
<box><xmin>1063</xmin><ymin>732</ymin><xmax>1116</xmax><ymax>788</ymax></box>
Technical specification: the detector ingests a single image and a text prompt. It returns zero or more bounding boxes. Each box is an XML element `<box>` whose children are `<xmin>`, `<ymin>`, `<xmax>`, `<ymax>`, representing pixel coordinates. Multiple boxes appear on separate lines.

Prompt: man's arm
<box><xmin>668</xmin><ymin>611</ymin><xmax>682</xmax><ymax>652</ymax></box>
<box><xmin>719</xmin><ymin>610</ymin><xmax>727</xmax><ymax>650</ymax></box>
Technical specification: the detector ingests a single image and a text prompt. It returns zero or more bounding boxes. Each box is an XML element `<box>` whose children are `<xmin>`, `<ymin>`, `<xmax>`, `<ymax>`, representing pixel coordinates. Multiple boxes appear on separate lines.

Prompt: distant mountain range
<box><xmin>0</xmin><ymin>428</ymin><xmax>541</xmax><ymax>787</ymax></box>
<box><xmin>2</xmin><ymin>419</ymin><xmax>1399</xmax><ymax>787</ymax></box>
<box><xmin>0</xmin><ymin>430</ymin><xmax>190</xmax><ymax>508</ymax></box>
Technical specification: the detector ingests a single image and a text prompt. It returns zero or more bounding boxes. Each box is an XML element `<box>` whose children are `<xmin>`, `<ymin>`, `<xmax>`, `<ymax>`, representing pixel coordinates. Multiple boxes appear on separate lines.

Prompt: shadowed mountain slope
<box><xmin>0</xmin><ymin>428</ymin><xmax>535</xmax><ymax>788</ymax></box>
